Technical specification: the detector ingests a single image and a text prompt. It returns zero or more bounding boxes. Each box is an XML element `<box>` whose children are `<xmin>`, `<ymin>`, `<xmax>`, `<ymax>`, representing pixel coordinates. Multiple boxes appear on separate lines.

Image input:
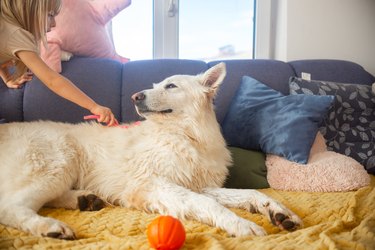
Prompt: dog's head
<box><xmin>132</xmin><ymin>63</ymin><xmax>226</xmax><ymax>120</ymax></box>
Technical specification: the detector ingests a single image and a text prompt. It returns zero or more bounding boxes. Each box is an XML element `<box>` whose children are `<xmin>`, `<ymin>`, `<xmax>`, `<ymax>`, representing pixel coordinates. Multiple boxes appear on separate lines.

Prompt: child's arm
<box><xmin>16</xmin><ymin>50</ymin><xmax>118</xmax><ymax>126</ymax></box>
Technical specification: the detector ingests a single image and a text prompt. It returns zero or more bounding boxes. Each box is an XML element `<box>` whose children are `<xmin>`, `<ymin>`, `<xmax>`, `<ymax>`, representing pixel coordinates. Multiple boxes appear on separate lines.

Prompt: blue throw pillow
<box><xmin>222</xmin><ymin>76</ymin><xmax>334</xmax><ymax>164</ymax></box>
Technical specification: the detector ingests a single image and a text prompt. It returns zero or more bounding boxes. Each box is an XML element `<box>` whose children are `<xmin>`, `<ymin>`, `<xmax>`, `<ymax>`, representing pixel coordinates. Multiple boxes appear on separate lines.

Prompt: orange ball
<box><xmin>147</xmin><ymin>215</ymin><xmax>186</xmax><ymax>250</ymax></box>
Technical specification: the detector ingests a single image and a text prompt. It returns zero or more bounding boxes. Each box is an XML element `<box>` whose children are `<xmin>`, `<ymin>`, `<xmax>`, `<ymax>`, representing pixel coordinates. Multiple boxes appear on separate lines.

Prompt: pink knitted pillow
<box><xmin>266</xmin><ymin>133</ymin><xmax>371</xmax><ymax>192</ymax></box>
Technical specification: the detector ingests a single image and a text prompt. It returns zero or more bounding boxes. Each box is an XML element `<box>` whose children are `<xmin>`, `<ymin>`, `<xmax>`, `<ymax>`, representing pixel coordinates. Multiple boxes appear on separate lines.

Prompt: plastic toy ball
<box><xmin>147</xmin><ymin>215</ymin><xmax>186</xmax><ymax>250</ymax></box>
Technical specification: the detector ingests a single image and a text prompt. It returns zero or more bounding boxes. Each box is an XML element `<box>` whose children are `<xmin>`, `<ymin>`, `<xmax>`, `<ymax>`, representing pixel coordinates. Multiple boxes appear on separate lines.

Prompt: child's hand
<box><xmin>89</xmin><ymin>105</ymin><xmax>118</xmax><ymax>126</ymax></box>
<box><xmin>3</xmin><ymin>72</ymin><xmax>33</xmax><ymax>88</ymax></box>
<box><xmin>0</xmin><ymin>61</ymin><xmax>33</xmax><ymax>88</ymax></box>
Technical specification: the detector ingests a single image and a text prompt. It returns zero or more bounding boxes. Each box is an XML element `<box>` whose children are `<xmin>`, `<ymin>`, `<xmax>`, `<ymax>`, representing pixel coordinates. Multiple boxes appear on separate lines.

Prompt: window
<box><xmin>112</xmin><ymin>0</ymin><xmax>256</xmax><ymax>61</ymax></box>
<box><xmin>112</xmin><ymin>0</ymin><xmax>153</xmax><ymax>60</ymax></box>
<box><xmin>179</xmin><ymin>0</ymin><xmax>255</xmax><ymax>61</ymax></box>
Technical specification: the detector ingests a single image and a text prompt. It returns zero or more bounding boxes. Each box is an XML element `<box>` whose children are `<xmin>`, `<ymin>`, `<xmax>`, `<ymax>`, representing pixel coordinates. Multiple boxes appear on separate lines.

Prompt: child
<box><xmin>0</xmin><ymin>0</ymin><xmax>118</xmax><ymax>126</ymax></box>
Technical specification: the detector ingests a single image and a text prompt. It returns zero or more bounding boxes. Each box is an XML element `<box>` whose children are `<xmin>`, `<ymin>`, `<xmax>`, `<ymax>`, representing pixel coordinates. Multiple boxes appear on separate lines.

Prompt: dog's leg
<box><xmin>136</xmin><ymin>179</ymin><xmax>267</xmax><ymax>237</ymax></box>
<box><xmin>201</xmin><ymin>188</ymin><xmax>302</xmax><ymax>231</ymax></box>
<box><xmin>45</xmin><ymin>190</ymin><xmax>106</xmax><ymax>211</ymax></box>
<box><xmin>0</xmin><ymin>190</ymin><xmax>76</xmax><ymax>240</ymax></box>
<box><xmin>0</xmin><ymin>152</ymin><xmax>78</xmax><ymax>239</ymax></box>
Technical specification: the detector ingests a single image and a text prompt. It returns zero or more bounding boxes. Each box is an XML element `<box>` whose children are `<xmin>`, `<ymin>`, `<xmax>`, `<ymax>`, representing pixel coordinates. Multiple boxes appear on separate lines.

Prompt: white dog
<box><xmin>0</xmin><ymin>63</ymin><xmax>302</xmax><ymax>239</ymax></box>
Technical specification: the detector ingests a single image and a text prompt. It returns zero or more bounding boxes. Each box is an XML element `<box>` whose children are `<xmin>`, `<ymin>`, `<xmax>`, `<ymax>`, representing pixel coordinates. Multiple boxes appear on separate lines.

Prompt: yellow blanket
<box><xmin>1</xmin><ymin>176</ymin><xmax>375</xmax><ymax>250</ymax></box>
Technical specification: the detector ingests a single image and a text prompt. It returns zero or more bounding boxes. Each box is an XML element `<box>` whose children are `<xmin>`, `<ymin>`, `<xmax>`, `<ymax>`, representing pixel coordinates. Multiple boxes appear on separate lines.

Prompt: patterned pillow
<box><xmin>289</xmin><ymin>77</ymin><xmax>375</xmax><ymax>174</ymax></box>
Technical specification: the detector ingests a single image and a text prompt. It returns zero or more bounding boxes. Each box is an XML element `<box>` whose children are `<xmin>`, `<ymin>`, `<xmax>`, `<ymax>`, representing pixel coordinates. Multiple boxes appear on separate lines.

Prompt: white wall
<box><xmin>263</xmin><ymin>0</ymin><xmax>375</xmax><ymax>76</ymax></box>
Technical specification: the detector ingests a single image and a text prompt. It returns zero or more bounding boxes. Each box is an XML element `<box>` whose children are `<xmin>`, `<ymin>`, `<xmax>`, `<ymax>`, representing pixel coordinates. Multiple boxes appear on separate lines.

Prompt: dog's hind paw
<box><xmin>269</xmin><ymin>210</ymin><xmax>302</xmax><ymax>231</ymax></box>
<box><xmin>258</xmin><ymin>199</ymin><xmax>303</xmax><ymax>231</ymax></box>
<box><xmin>78</xmin><ymin>194</ymin><xmax>105</xmax><ymax>211</ymax></box>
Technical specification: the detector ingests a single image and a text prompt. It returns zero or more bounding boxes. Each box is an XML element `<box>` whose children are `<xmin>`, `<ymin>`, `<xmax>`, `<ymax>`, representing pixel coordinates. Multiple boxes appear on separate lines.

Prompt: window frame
<box><xmin>153</xmin><ymin>0</ymin><xmax>179</xmax><ymax>59</ymax></box>
<box><xmin>254</xmin><ymin>0</ymin><xmax>272</xmax><ymax>59</ymax></box>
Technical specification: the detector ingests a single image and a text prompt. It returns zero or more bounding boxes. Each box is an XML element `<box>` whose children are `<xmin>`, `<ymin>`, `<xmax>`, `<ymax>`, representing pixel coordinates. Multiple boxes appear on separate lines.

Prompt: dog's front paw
<box><xmin>228</xmin><ymin>217</ymin><xmax>267</xmax><ymax>237</ymax></box>
<box><xmin>38</xmin><ymin>218</ymin><xmax>76</xmax><ymax>240</ymax></box>
<box><xmin>78</xmin><ymin>194</ymin><xmax>105</xmax><ymax>211</ymax></box>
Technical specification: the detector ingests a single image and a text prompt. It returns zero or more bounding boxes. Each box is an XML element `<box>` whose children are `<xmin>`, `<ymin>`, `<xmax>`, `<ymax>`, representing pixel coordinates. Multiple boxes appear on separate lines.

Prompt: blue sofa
<box><xmin>1</xmin><ymin>57</ymin><xmax>374</xmax><ymax>177</ymax></box>
<box><xmin>1</xmin><ymin>57</ymin><xmax>374</xmax><ymax>123</ymax></box>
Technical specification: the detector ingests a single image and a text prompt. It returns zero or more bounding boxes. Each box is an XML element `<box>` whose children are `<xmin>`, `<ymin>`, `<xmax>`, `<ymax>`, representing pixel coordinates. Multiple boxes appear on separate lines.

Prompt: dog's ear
<box><xmin>201</xmin><ymin>62</ymin><xmax>226</xmax><ymax>96</ymax></box>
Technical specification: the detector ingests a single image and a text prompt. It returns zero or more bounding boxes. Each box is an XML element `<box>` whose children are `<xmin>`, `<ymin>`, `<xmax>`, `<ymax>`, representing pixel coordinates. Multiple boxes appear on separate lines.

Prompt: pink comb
<box><xmin>83</xmin><ymin>115</ymin><xmax>140</xmax><ymax>128</ymax></box>
<box><xmin>118</xmin><ymin>121</ymin><xmax>141</xmax><ymax>128</ymax></box>
<box><xmin>83</xmin><ymin>115</ymin><xmax>100</xmax><ymax>120</ymax></box>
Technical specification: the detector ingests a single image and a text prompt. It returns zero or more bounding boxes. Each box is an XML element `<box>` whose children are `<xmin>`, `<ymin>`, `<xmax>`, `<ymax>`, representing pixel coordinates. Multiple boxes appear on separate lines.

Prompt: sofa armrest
<box><xmin>289</xmin><ymin>59</ymin><xmax>375</xmax><ymax>84</ymax></box>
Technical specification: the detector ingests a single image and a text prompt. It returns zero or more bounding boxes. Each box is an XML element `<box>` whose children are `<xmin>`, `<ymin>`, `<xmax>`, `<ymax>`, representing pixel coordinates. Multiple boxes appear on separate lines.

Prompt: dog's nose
<box><xmin>131</xmin><ymin>92</ymin><xmax>146</xmax><ymax>103</ymax></box>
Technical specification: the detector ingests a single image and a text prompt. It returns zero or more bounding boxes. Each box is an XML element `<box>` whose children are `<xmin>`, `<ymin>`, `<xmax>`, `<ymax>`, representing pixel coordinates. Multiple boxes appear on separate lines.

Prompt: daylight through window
<box><xmin>112</xmin><ymin>0</ymin><xmax>255</xmax><ymax>61</ymax></box>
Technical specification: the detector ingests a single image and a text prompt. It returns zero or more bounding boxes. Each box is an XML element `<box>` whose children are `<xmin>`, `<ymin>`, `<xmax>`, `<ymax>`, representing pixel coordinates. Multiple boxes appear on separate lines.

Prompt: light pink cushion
<box><xmin>266</xmin><ymin>133</ymin><xmax>371</xmax><ymax>192</ymax></box>
<box><xmin>41</xmin><ymin>0</ymin><xmax>131</xmax><ymax>72</ymax></box>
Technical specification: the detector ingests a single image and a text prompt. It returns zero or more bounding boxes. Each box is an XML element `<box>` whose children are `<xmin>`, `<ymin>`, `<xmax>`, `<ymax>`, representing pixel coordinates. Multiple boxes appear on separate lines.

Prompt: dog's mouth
<box><xmin>136</xmin><ymin>106</ymin><xmax>173</xmax><ymax>115</ymax></box>
<box><xmin>144</xmin><ymin>109</ymin><xmax>173</xmax><ymax>114</ymax></box>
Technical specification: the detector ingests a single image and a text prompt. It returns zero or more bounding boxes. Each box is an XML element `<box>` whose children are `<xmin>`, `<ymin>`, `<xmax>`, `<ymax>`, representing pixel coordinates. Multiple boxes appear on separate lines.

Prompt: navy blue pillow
<box><xmin>222</xmin><ymin>76</ymin><xmax>334</xmax><ymax>164</ymax></box>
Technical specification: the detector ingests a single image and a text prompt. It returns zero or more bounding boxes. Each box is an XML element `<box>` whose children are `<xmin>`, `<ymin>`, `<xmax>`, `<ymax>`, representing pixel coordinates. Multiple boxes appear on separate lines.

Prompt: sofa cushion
<box><xmin>289</xmin><ymin>77</ymin><xmax>375</xmax><ymax>174</ymax></box>
<box><xmin>225</xmin><ymin>147</ymin><xmax>269</xmax><ymax>189</ymax></box>
<box><xmin>121</xmin><ymin>59</ymin><xmax>208</xmax><ymax>123</ymax></box>
<box><xmin>222</xmin><ymin>75</ymin><xmax>334</xmax><ymax>164</ymax></box>
<box><xmin>23</xmin><ymin>57</ymin><xmax>123</xmax><ymax>123</ymax></box>
<box><xmin>0</xmin><ymin>82</ymin><xmax>24</xmax><ymax>122</ymax></box>
<box><xmin>209</xmin><ymin>60</ymin><xmax>295</xmax><ymax>123</ymax></box>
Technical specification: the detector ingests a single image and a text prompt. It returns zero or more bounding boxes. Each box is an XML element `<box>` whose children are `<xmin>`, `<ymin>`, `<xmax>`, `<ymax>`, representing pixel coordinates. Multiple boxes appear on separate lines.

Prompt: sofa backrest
<box><xmin>0</xmin><ymin>83</ymin><xmax>24</xmax><ymax>122</ymax></box>
<box><xmin>1</xmin><ymin>57</ymin><xmax>374</xmax><ymax>124</ymax></box>
<box><xmin>24</xmin><ymin>57</ymin><xmax>123</xmax><ymax>123</ymax></box>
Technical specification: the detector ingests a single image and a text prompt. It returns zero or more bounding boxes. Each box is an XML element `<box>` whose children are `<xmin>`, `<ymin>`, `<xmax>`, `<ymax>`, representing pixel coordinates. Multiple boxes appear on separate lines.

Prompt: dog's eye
<box><xmin>165</xmin><ymin>83</ymin><xmax>177</xmax><ymax>89</ymax></box>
